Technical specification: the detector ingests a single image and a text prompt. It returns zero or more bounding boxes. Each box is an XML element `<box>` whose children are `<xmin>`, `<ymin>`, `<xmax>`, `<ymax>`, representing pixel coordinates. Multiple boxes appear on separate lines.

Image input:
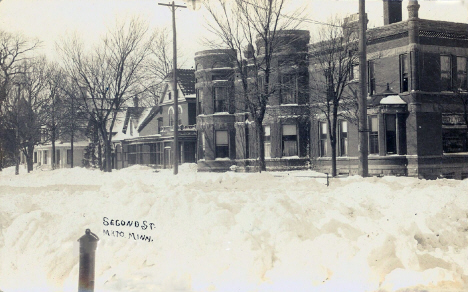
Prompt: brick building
<box><xmin>312</xmin><ymin>0</ymin><xmax>468</xmax><ymax>179</ymax></box>
<box><xmin>195</xmin><ymin>0</ymin><xmax>468</xmax><ymax>178</ymax></box>
<box><xmin>195</xmin><ymin>30</ymin><xmax>311</xmax><ymax>172</ymax></box>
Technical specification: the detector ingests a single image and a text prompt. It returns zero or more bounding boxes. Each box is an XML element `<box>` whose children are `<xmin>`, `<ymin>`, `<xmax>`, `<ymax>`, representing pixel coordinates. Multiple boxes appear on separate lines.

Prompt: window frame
<box><xmin>440</xmin><ymin>54</ymin><xmax>452</xmax><ymax>91</ymax></box>
<box><xmin>385</xmin><ymin>114</ymin><xmax>397</xmax><ymax>155</ymax></box>
<box><xmin>264</xmin><ymin>125</ymin><xmax>271</xmax><ymax>158</ymax></box>
<box><xmin>213</xmin><ymin>87</ymin><xmax>229</xmax><ymax>113</ymax></box>
<box><xmin>215</xmin><ymin>130</ymin><xmax>229</xmax><ymax>159</ymax></box>
<box><xmin>282</xmin><ymin>124</ymin><xmax>298</xmax><ymax>157</ymax></box>
<box><xmin>280</xmin><ymin>74</ymin><xmax>298</xmax><ymax>104</ymax></box>
<box><xmin>400</xmin><ymin>54</ymin><xmax>409</xmax><ymax>93</ymax></box>
<box><xmin>338</xmin><ymin>120</ymin><xmax>348</xmax><ymax>157</ymax></box>
<box><xmin>368</xmin><ymin>60</ymin><xmax>376</xmax><ymax>96</ymax></box>
<box><xmin>368</xmin><ymin>115</ymin><xmax>379</xmax><ymax>155</ymax></box>
<box><xmin>456</xmin><ymin>56</ymin><xmax>467</xmax><ymax>91</ymax></box>
<box><xmin>319</xmin><ymin>122</ymin><xmax>328</xmax><ymax>157</ymax></box>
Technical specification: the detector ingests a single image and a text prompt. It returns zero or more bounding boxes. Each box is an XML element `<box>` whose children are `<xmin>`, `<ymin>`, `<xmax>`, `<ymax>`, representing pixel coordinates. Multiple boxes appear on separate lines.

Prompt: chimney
<box><xmin>383</xmin><ymin>0</ymin><xmax>402</xmax><ymax>25</ymax></box>
<box><xmin>407</xmin><ymin>0</ymin><xmax>420</xmax><ymax>19</ymax></box>
<box><xmin>133</xmin><ymin>95</ymin><xmax>139</xmax><ymax>107</ymax></box>
<box><xmin>343</xmin><ymin>13</ymin><xmax>367</xmax><ymax>38</ymax></box>
<box><xmin>243</xmin><ymin>44</ymin><xmax>254</xmax><ymax>59</ymax></box>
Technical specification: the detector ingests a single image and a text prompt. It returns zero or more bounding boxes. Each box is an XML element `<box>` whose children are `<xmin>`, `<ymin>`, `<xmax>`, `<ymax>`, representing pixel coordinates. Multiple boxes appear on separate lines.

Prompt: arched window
<box><xmin>168</xmin><ymin>106</ymin><xmax>183</xmax><ymax>127</ymax></box>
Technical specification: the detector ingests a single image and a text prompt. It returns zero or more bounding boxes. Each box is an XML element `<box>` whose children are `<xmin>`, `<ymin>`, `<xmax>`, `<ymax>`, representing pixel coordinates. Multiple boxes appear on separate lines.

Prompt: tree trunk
<box><xmin>52</xmin><ymin>128</ymin><xmax>56</xmax><ymax>170</ymax></box>
<box><xmin>27</xmin><ymin>144</ymin><xmax>34</xmax><ymax>172</ymax></box>
<box><xmin>330</xmin><ymin>137</ymin><xmax>337</xmax><ymax>177</ymax></box>
<box><xmin>331</xmin><ymin>102</ymin><xmax>339</xmax><ymax>177</ymax></box>
<box><xmin>105</xmin><ymin>139</ymin><xmax>112</xmax><ymax>172</ymax></box>
<box><xmin>98</xmin><ymin>141</ymin><xmax>102</xmax><ymax>170</ymax></box>
<box><xmin>256</xmin><ymin>119</ymin><xmax>266</xmax><ymax>172</ymax></box>
<box><xmin>70</xmin><ymin>129</ymin><xmax>74</xmax><ymax>168</ymax></box>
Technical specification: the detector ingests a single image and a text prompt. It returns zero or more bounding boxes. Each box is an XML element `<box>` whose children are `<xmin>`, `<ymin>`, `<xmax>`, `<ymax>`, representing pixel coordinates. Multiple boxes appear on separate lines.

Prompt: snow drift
<box><xmin>0</xmin><ymin>165</ymin><xmax>467</xmax><ymax>292</ymax></box>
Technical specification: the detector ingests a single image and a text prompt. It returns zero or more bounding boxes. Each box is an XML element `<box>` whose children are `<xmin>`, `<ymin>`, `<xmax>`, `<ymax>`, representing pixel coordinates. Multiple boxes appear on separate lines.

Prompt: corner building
<box><xmin>312</xmin><ymin>0</ymin><xmax>468</xmax><ymax>179</ymax></box>
<box><xmin>195</xmin><ymin>31</ymin><xmax>311</xmax><ymax>172</ymax></box>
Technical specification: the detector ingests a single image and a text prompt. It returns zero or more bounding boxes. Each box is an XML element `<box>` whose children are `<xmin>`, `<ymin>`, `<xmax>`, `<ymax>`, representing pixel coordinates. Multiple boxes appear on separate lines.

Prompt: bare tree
<box><xmin>1</xmin><ymin>57</ymin><xmax>50</xmax><ymax>173</ymax></box>
<box><xmin>203</xmin><ymin>0</ymin><xmax>304</xmax><ymax>171</ymax></box>
<box><xmin>58</xmin><ymin>17</ymin><xmax>154</xmax><ymax>172</ymax></box>
<box><xmin>43</xmin><ymin>63</ymin><xmax>69</xmax><ymax>170</ymax></box>
<box><xmin>0</xmin><ymin>31</ymin><xmax>40</xmax><ymax>171</ymax></box>
<box><xmin>309</xmin><ymin>17</ymin><xmax>359</xmax><ymax>177</ymax></box>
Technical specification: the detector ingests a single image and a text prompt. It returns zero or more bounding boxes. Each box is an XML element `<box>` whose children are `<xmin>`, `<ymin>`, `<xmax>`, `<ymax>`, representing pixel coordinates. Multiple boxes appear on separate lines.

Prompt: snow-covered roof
<box><xmin>380</xmin><ymin>95</ymin><xmax>407</xmax><ymax>105</ymax></box>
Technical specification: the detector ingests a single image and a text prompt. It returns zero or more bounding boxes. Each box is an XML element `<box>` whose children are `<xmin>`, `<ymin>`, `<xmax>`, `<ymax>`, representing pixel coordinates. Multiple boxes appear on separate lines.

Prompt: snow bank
<box><xmin>0</xmin><ymin>166</ymin><xmax>467</xmax><ymax>292</ymax></box>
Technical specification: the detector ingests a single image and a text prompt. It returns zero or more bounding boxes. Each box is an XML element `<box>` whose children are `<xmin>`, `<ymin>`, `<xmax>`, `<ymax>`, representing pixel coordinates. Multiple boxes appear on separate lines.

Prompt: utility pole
<box><xmin>159</xmin><ymin>1</ymin><xmax>187</xmax><ymax>175</ymax></box>
<box><xmin>358</xmin><ymin>0</ymin><xmax>368</xmax><ymax>177</ymax></box>
<box><xmin>15</xmin><ymin>84</ymin><xmax>20</xmax><ymax>175</ymax></box>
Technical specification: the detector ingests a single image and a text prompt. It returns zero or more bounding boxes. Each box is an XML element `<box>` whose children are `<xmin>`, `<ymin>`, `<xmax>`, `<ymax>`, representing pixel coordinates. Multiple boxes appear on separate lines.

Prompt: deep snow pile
<box><xmin>0</xmin><ymin>165</ymin><xmax>467</xmax><ymax>292</ymax></box>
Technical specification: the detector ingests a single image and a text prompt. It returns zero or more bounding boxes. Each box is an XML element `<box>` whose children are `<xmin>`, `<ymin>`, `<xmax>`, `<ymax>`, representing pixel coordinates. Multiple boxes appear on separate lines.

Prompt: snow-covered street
<box><xmin>1</xmin><ymin>165</ymin><xmax>467</xmax><ymax>292</ymax></box>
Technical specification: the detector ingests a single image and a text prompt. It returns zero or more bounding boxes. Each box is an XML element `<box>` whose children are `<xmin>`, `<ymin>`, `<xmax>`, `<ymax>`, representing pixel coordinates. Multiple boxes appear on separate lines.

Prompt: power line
<box><xmin>236</xmin><ymin>0</ymin><xmax>342</xmax><ymax>27</ymax></box>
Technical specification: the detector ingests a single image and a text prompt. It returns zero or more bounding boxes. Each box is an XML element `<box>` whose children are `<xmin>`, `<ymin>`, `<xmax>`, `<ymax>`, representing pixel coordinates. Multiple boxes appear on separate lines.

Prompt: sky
<box><xmin>0</xmin><ymin>0</ymin><xmax>467</xmax><ymax>68</ymax></box>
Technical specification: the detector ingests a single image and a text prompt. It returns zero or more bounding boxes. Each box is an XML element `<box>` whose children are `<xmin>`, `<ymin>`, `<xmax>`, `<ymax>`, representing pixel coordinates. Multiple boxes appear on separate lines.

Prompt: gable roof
<box><xmin>122</xmin><ymin>107</ymin><xmax>147</xmax><ymax>134</ymax></box>
<box><xmin>137</xmin><ymin>106</ymin><xmax>161</xmax><ymax>132</ymax></box>
<box><xmin>164</xmin><ymin>69</ymin><xmax>196</xmax><ymax>97</ymax></box>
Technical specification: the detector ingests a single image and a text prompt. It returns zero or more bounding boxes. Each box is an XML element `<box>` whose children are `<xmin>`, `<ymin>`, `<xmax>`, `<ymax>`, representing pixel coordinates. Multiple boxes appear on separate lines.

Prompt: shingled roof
<box><xmin>165</xmin><ymin>69</ymin><xmax>195</xmax><ymax>97</ymax></box>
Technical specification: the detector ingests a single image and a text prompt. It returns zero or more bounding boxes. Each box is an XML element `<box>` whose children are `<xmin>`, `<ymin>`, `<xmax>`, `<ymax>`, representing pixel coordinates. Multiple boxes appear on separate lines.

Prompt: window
<box><xmin>215</xmin><ymin>131</ymin><xmax>229</xmax><ymax>158</ymax></box>
<box><xmin>282</xmin><ymin>124</ymin><xmax>297</xmax><ymax>157</ymax></box>
<box><xmin>441</xmin><ymin>55</ymin><xmax>452</xmax><ymax>91</ymax></box>
<box><xmin>400</xmin><ymin>54</ymin><xmax>409</xmax><ymax>92</ymax></box>
<box><xmin>156</xmin><ymin>143</ymin><xmax>163</xmax><ymax>165</ymax></box>
<box><xmin>34</xmin><ymin>152</ymin><xmax>37</xmax><ymax>163</ymax></box>
<box><xmin>212</xmin><ymin>73</ymin><xmax>230</xmax><ymax>81</ymax></box>
<box><xmin>368</xmin><ymin>60</ymin><xmax>375</xmax><ymax>96</ymax></box>
<box><xmin>456</xmin><ymin>56</ymin><xmax>467</xmax><ymax>91</ymax></box>
<box><xmin>319</xmin><ymin>122</ymin><xmax>327</xmax><ymax>157</ymax></box>
<box><xmin>368</xmin><ymin>116</ymin><xmax>379</xmax><ymax>154</ymax></box>
<box><xmin>339</xmin><ymin>121</ymin><xmax>348</xmax><ymax>157</ymax></box>
<box><xmin>168</xmin><ymin>91</ymin><xmax>172</xmax><ymax>100</ymax></box>
<box><xmin>385</xmin><ymin>114</ymin><xmax>397</xmax><ymax>154</ymax></box>
<box><xmin>177</xmin><ymin>107</ymin><xmax>182</xmax><ymax>126</ymax></box>
<box><xmin>128</xmin><ymin>145</ymin><xmax>137</xmax><ymax>165</ymax></box>
<box><xmin>350</xmin><ymin>64</ymin><xmax>359</xmax><ymax>81</ymax></box>
<box><xmin>197</xmin><ymin>89</ymin><xmax>204</xmax><ymax>115</ymax></box>
<box><xmin>245</xmin><ymin>127</ymin><xmax>250</xmax><ymax>159</ymax></box>
<box><xmin>264</xmin><ymin>126</ymin><xmax>271</xmax><ymax>158</ymax></box>
<box><xmin>67</xmin><ymin>150</ymin><xmax>72</xmax><ymax>164</ymax></box>
<box><xmin>213</xmin><ymin>87</ymin><xmax>229</xmax><ymax>112</ymax></box>
<box><xmin>158</xmin><ymin>118</ymin><xmax>163</xmax><ymax>134</ymax></box>
<box><xmin>169</xmin><ymin>110</ymin><xmax>174</xmax><ymax>127</ymax></box>
<box><xmin>280</xmin><ymin>75</ymin><xmax>298</xmax><ymax>104</ymax></box>
<box><xmin>43</xmin><ymin>151</ymin><xmax>48</xmax><ymax>164</ymax></box>
<box><xmin>201</xmin><ymin>132</ymin><xmax>206</xmax><ymax>159</ymax></box>
<box><xmin>443</xmin><ymin>129</ymin><xmax>468</xmax><ymax>153</ymax></box>
<box><xmin>56</xmin><ymin>150</ymin><xmax>60</xmax><ymax>165</ymax></box>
